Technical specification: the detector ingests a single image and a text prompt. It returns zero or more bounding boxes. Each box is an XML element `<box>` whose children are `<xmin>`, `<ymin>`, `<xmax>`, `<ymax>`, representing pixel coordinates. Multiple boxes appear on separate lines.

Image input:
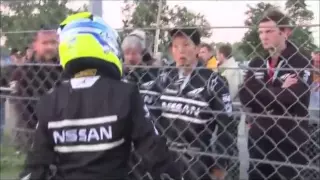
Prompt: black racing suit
<box><xmin>19</xmin><ymin>75</ymin><xmax>182</xmax><ymax>180</ymax></box>
<box><xmin>140</xmin><ymin>68</ymin><xmax>236</xmax><ymax>180</ymax></box>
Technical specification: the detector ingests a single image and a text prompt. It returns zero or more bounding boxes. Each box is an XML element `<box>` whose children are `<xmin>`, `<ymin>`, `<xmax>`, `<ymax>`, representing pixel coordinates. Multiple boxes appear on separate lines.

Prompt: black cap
<box><xmin>169</xmin><ymin>28</ymin><xmax>201</xmax><ymax>45</ymax></box>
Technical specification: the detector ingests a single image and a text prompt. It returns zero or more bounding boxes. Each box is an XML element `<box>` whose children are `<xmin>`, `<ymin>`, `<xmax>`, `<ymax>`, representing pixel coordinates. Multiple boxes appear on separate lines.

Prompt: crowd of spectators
<box><xmin>0</xmin><ymin>8</ymin><xmax>319</xmax><ymax>180</ymax></box>
<box><xmin>6</xmin><ymin>46</ymin><xmax>33</xmax><ymax>65</ymax></box>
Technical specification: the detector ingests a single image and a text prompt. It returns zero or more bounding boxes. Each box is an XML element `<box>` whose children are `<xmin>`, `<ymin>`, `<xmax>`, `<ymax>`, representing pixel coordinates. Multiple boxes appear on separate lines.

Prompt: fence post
<box><xmin>4</xmin><ymin>98</ymin><xmax>19</xmax><ymax>141</ymax></box>
<box><xmin>88</xmin><ymin>0</ymin><xmax>103</xmax><ymax>17</ymax></box>
<box><xmin>153</xmin><ymin>0</ymin><xmax>163</xmax><ymax>54</ymax></box>
<box><xmin>0</xmin><ymin>98</ymin><xmax>4</xmax><ymax>143</ymax></box>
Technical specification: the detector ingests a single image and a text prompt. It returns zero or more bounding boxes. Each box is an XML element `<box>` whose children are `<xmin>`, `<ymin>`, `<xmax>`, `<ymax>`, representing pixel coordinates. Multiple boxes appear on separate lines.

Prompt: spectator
<box><xmin>239</xmin><ymin>9</ymin><xmax>312</xmax><ymax>180</ymax></box>
<box><xmin>140</xmin><ymin>28</ymin><xmax>236</xmax><ymax>180</ymax></box>
<box><xmin>310</xmin><ymin>48</ymin><xmax>320</xmax><ymax>120</ymax></box>
<box><xmin>198</xmin><ymin>43</ymin><xmax>218</xmax><ymax>70</ymax></box>
<box><xmin>22</xmin><ymin>45</ymin><xmax>34</xmax><ymax>62</ymax></box>
<box><xmin>8</xmin><ymin>29</ymin><xmax>62</xmax><ymax>151</ymax></box>
<box><xmin>9</xmin><ymin>48</ymin><xmax>19</xmax><ymax>64</ymax></box>
<box><xmin>122</xmin><ymin>29</ymin><xmax>159</xmax><ymax>86</ymax></box>
<box><xmin>216</xmin><ymin>43</ymin><xmax>243</xmax><ymax>100</ymax></box>
<box><xmin>0</xmin><ymin>49</ymin><xmax>19</xmax><ymax>141</ymax></box>
<box><xmin>1</xmin><ymin>49</ymin><xmax>23</xmax><ymax>144</ymax></box>
<box><xmin>122</xmin><ymin>29</ymin><xmax>160</xmax><ymax>180</ymax></box>
<box><xmin>122</xmin><ymin>29</ymin><xmax>154</xmax><ymax>68</ymax></box>
<box><xmin>31</xmin><ymin>28</ymin><xmax>59</xmax><ymax>63</ymax></box>
<box><xmin>15</xmin><ymin>51</ymin><xmax>25</xmax><ymax>64</ymax></box>
<box><xmin>308</xmin><ymin>48</ymin><xmax>320</xmax><ymax>179</ymax></box>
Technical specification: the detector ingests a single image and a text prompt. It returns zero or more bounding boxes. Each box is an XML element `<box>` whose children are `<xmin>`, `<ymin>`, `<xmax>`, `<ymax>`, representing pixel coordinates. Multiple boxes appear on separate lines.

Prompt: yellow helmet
<box><xmin>58</xmin><ymin>12</ymin><xmax>123</xmax><ymax>79</ymax></box>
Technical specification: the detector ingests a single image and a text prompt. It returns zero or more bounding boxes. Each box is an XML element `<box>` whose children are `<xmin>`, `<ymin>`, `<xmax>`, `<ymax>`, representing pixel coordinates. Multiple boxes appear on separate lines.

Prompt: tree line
<box><xmin>0</xmin><ymin>0</ymin><xmax>317</xmax><ymax>60</ymax></box>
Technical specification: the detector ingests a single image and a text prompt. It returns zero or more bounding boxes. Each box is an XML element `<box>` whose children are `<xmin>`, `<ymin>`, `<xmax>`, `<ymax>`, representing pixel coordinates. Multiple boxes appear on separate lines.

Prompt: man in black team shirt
<box><xmin>140</xmin><ymin>28</ymin><xmax>237</xmax><ymax>180</ymax></box>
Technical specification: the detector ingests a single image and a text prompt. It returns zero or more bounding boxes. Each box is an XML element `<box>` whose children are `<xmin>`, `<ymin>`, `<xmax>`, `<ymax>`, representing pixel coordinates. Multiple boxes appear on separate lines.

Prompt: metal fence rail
<box><xmin>1</xmin><ymin>0</ymin><xmax>320</xmax><ymax>179</ymax></box>
<box><xmin>0</xmin><ymin>63</ymin><xmax>319</xmax><ymax>180</ymax></box>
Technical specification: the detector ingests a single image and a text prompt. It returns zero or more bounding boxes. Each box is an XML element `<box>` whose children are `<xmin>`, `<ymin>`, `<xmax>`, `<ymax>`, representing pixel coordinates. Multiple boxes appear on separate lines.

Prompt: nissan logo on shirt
<box><xmin>53</xmin><ymin>126</ymin><xmax>113</xmax><ymax>144</ymax></box>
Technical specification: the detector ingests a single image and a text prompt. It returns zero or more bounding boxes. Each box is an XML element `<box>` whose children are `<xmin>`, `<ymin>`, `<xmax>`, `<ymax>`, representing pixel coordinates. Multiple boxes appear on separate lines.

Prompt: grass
<box><xmin>0</xmin><ymin>135</ymin><xmax>25</xmax><ymax>180</ymax></box>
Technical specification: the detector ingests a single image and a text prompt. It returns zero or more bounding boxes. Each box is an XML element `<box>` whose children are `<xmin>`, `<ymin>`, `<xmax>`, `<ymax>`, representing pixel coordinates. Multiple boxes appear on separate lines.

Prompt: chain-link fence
<box><xmin>1</xmin><ymin>63</ymin><xmax>319</xmax><ymax>179</ymax></box>
<box><xmin>1</xmin><ymin>1</ymin><xmax>320</xmax><ymax>180</ymax></box>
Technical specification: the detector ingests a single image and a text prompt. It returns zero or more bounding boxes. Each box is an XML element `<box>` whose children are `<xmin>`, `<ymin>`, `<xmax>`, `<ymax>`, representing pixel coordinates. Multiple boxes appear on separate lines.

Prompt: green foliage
<box><xmin>167</xmin><ymin>5</ymin><xmax>212</xmax><ymax>38</ymax></box>
<box><xmin>285</xmin><ymin>0</ymin><xmax>317</xmax><ymax>51</ymax></box>
<box><xmin>232</xmin><ymin>42</ymin><xmax>247</xmax><ymax>62</ymax></box>
<box><xmin>0</xmin><ymin>46</ymin><xmax>11</xmax><ymax>57</ymax></box>
<box><xmin>122</xmin><ymin>0</ymin><xmax>212</xmax><ymax>52</ymax></box>
<box><xmin>289</xmin><ymin>26</ymin><xmax>317</xmax><ymax>52</ymax></box>
<box><xmin>238</xmin><ymin>0</ymin><xmax>316</xmax><ymax>60</ymax></box>
<box><xmin>0</xmin><ymin>136</ymin><xmax>25</xmax><ymax>179</ymax></box>
<box><xmin>285</xmin><ymin>0</ymin><xmax>313</xmax><ymax>22</ymax></box>
<box><xmin>1</xmin><ymin>0</ymin><xmax>87</xmax><ymax>50</ymax></box>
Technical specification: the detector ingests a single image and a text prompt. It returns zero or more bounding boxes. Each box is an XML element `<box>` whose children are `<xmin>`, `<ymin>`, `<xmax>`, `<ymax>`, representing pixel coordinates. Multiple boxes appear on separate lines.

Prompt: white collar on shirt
<box><xmin>178</xmin><ymin>62</ymin><xmax>198</xmax><ymax>77</ymax></box>
<box><xmin>177</xmin><ymin>62</ymin><xmax>198</xmax><ymax>90</ymax></box>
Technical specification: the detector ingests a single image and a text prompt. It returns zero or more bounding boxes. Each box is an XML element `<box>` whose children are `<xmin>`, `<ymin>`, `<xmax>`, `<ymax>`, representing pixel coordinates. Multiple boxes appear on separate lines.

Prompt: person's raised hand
<box><xmin>282</xmin><ymin>74</ymin><xmax>298</xmax><ymax>88</ymax></box>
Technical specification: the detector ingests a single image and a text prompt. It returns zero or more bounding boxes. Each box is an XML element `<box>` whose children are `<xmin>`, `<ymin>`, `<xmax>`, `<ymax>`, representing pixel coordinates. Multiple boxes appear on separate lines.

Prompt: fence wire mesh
<box><xmin>1</xmin><ymin>0</ymin><xmax>320</xmax><ymax>180</ymax></box>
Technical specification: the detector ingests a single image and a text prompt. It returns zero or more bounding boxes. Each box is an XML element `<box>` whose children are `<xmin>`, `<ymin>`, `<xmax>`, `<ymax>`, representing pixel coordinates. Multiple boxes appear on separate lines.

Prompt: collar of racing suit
<box><xmin>64</xmin><ymin>57</ymin><xmax>122</xmax><ymax>80</ymax></box>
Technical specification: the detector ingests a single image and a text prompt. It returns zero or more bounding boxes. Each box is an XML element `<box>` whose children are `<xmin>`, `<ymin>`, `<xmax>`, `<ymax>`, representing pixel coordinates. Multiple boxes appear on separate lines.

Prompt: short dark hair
<box><xmin>33</xmin><ymin>25</ymin><xmax>56</xmax><ymax>41</ymax></box>
<box><xmin>259</xmin><ymin>9</ymin><xmax>290</xmax><ymax>31</ymax></box>
<box><xmin>218</xmin><ymin>44</ymin><xmax>232</xmax><ymax>59</ymax></box>
<box><xmin>200</xmin><ymin>43</ymin><xmax>213</xmax><ymax>52</ymax></box>
<box><xmin>10</xmin><ymin>48</ymin><xmax>19</xmax><ymax>56</ymax></box>
<box><xmin>169</xmin><ymin>28</ymin><xmax>201</xmax><ymax>45</ymax></box>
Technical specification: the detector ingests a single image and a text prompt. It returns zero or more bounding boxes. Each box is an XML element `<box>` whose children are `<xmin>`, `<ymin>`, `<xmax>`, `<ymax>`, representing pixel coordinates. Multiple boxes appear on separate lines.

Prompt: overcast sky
<box><xmin>1</xmin><ymin>1</ymin><xmax>318</xmax><ymax>48</ymax></box>
<box><xmin>84</xmin><ymin>0</ymin><xmax>319</xmax><ymax>45</ymax></box>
